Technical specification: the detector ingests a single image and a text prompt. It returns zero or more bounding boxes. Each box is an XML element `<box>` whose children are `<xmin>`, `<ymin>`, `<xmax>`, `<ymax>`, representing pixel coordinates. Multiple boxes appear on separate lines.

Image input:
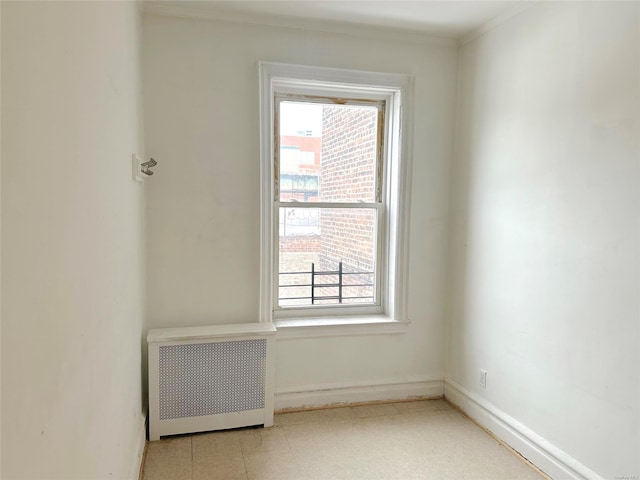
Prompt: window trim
<box><xmin>258</xmin><ymin>62</ymin><xmax>413</xmax><ymax>331</ymax></box>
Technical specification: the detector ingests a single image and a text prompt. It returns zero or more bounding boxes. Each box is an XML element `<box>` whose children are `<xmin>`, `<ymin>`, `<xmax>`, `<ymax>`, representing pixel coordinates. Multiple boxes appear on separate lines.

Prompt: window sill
<box><xmin>274</xmin><ymin>316</ymin><xmax>410</xmax><ymax>339</ymax></box>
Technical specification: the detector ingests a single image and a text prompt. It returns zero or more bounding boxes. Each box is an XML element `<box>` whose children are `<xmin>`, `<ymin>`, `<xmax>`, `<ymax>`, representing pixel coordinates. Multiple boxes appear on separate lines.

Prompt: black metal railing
<box><xmin>279</xmin><ymin>262</ymin><xmax>374</xmax><ymax>305</ymax></box>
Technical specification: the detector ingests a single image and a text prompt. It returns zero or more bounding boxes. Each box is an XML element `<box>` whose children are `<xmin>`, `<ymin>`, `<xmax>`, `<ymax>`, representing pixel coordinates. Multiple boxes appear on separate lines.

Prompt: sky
<box><xmin>279</xmin><ymin>101</ymin><xmax>323</xmax><ymax>137</ymax></box>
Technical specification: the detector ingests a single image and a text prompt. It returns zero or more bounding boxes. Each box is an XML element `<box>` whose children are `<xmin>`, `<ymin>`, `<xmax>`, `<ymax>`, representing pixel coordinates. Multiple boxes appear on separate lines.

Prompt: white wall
<box><xmin>448</xmin><ymin>2</ymin><xmax>639</xmax><ymax>478</ymax></box>
<box><xmin>1</xmin><ymin>2</ymin><xmax>146</xmax><ymax>478</ymax></box>
<box><xmin>142</xmin><ymin>14</ymin><xmax>457</xmax><ymax>399</ymax></box>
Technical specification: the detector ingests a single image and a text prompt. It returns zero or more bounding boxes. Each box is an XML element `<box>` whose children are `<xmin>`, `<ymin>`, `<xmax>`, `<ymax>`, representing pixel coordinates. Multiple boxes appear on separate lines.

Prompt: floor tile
<box><xmin>192</xmin><ymin>429</ymin><xmax>244</xmax><ymax>461</ymax></box>
<box><xmin>350</xmin><ymin>402</ymin><xmax>399</xmax><ymax>418</ymax></box>
<box><xmin>283</xmin><ymin>418</ymin><xmax>355</xmax><ymax>453</ymax></box>
<box><xmin>192</xmin><ymin>456</ymin><xmax>247</xmax><ymax>480</ymax></box>
<box><xmin>141</xmin><ymin>400</ymin><xmax>545</xmax><ymax>480</ymax></box>
<box><xmin>239</xmin><ymin>426</ymin><xmax>291</xmax><ymax>456</ymax></box>
<box><xmin>393</xmin><ymin>399</ymin><xmax>444</xmax><ymax>413</ymax></box>
<box><xmin>244</xmin><ymin>451</ymin><xmax>300</xmax><ymax>480</ymax></box>
<box><xmin>275</xmin><ymin>406</ymin><xmax>354</xmax><ymax>426</ymax></box>
<box><xmin>142</xmin><ymin>436</ymin><xmax>192</xmax><ymax>480</ymax></box>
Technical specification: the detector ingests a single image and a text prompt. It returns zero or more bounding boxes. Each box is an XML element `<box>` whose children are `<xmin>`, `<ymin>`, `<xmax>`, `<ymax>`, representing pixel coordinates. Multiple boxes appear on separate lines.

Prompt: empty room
<box><xmin>1</xmin><ymin>1</ymin><xmax>638</xmax><ymax>479</ymax></box>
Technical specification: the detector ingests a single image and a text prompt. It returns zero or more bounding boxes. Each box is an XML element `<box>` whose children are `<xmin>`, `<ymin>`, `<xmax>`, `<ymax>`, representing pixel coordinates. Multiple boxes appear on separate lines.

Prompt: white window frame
<box><xmin>259</xmin><ymin>62</ymin><xmax>413</xmax><ymax>336</ymax></box>
<box><xmin>275</xmin><ymin>94</ymin><xmax>385</xmax><ymax>316</ymax></box>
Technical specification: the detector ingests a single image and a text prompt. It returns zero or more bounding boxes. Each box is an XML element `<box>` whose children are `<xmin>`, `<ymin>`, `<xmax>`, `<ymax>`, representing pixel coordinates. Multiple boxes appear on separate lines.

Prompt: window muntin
<box><xmin>274</xmin><ymin>97</ymin><xmax>385</xmax><ymax>311</ymax></box>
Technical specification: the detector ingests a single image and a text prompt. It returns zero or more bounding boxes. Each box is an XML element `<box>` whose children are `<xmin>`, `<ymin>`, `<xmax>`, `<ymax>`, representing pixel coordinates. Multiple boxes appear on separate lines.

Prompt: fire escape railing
<box><xmin>279</xmin><ymin>262</ymin><xmax>374</xmax><ymax>304</ymax></box>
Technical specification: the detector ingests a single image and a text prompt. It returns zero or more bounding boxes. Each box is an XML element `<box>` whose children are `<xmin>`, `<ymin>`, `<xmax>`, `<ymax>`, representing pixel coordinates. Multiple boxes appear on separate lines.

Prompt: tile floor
<box><xmin>142</xmin><ymin>399</ymin><xmax>546</xmax><ymax>480</ymax></box>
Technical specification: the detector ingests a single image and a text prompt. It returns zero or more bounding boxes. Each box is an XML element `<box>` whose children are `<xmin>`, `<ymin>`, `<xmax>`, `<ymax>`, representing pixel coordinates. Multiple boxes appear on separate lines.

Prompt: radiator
<box><xmin>147</xmin><ymin>323</ymin><xmax>277</xmax><ymax>441</ymax></box>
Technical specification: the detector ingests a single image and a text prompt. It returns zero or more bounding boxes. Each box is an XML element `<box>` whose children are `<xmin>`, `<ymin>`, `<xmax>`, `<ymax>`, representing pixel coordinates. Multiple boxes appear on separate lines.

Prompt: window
<box><xmin>277</xmin><ymin>97</ymin><xmax>383</xmax><ymax>309</ymax></box>
<box><xmin>259</xmin><ymin>63</ymin><xmax>413</xmax><ymax>331</ymax></box>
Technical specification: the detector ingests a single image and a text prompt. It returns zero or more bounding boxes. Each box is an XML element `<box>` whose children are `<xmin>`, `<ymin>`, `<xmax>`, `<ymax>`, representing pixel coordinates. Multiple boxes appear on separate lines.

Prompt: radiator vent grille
<box><xmin>159</xmin><ymin>339</ymin><xmax>266</xmax><ymax>420</ymax></box>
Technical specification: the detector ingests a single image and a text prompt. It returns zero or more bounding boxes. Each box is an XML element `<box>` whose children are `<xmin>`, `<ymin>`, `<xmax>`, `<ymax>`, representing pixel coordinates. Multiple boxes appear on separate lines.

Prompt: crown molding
<box><xmin>460</xmin><ymin>1</ymin><xmax>539</xmax><ymax>46</ymax></box>
<box><xmin>142</xmin><ymin>1</ymin><xmax>459</xmax><ymax>48</ymax></box>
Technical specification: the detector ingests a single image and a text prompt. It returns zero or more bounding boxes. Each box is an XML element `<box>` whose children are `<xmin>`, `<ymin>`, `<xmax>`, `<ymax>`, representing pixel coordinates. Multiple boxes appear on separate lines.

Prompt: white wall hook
<box><xmin>141</xmin><ymin>158</ymin><xmax>157</xmax><ymax>176</ymax></box>
<box><xmin>132</xmin><ymin>154</ymin><xmax>158</xmax><ymax>182</ymax></box>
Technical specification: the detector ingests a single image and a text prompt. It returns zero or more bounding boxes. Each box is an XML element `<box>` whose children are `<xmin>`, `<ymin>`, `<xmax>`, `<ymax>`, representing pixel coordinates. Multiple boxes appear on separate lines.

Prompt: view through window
<box><xmin>276</xmin><ymin>99</ymin><xmax>383</xmax><ymax>308</ymax></box>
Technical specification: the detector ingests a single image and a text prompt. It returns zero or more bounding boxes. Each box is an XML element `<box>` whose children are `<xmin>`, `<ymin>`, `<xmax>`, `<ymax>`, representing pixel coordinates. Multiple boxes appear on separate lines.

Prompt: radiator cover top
<box><xmin>159</xmin><ymin>339</ymin><xmax>267</xmax><ymax>420</ymax></box>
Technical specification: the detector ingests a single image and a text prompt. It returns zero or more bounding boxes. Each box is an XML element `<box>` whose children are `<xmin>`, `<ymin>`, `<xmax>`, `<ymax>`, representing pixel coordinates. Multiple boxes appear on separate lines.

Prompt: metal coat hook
<box><xmin>141</xmin><ymin>158</ymin><xmax>157</xmax><ymax>176</ymax></box>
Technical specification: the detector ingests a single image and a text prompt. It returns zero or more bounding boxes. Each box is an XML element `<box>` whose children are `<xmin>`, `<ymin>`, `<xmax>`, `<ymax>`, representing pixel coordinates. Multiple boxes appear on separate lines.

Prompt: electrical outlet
<box><xmin>480</xmin><ymin>370</ymin><xmax>487</xmax><ymax>388</ymax></box>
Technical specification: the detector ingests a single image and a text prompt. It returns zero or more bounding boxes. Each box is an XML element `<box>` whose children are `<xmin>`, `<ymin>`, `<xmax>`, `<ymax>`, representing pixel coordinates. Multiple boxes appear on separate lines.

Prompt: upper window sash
<box><xmin>274</xmin><ymin>94</ymin><xmax>386</xmax><ymax>204</ymax></box>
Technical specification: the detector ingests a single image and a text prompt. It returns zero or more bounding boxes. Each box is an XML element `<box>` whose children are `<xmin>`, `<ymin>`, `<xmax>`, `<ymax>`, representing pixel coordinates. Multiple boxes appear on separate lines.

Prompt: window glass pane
<box><xmin>278</xmin><ymin>207</ymin><xmax>377</xmax><ymax>307</ymax></box>
<box><xmin>278</xmin><ymin>101</ymin><xmax>379</xmax><ymax>203</ymax></box>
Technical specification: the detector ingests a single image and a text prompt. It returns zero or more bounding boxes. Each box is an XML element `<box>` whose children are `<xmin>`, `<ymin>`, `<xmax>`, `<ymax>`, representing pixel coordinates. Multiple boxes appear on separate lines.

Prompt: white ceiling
<box><xmin>159</xmin><ymin>1</ymin><xmax>524</xmax><ymax>38</ymax></box>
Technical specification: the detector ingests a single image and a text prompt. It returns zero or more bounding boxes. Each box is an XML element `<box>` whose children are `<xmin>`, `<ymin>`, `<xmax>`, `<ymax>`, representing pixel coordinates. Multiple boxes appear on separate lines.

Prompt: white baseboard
<box><xmin>275</xmin><ymin>378</ymin><xmax>444</xmax><ymax>411</ymax></box>
<box><xmin>130</xmin><ymin>415</ymin><xmax>147</xmax><ymax>480</ymax></box>
<box><xmin>444</xmin><ymin>378</ymin><xmax>603</xmax><ymax>480</ymax></box>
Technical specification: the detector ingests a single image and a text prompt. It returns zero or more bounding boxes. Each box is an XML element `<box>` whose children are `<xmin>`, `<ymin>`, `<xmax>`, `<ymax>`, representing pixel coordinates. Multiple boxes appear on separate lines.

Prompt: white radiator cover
<box><xmin>147</xmin><ymin>323</ymin><xmax>277</xmax><ymax>441</ymax></box>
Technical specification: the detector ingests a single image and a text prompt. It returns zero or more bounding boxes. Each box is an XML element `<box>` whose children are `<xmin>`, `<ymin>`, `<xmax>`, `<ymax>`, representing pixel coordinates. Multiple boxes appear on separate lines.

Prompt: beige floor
<box><xmin>142</xmin><ymin>399</ymin><xmax>546</xmax><ymax>480</ymax></box>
